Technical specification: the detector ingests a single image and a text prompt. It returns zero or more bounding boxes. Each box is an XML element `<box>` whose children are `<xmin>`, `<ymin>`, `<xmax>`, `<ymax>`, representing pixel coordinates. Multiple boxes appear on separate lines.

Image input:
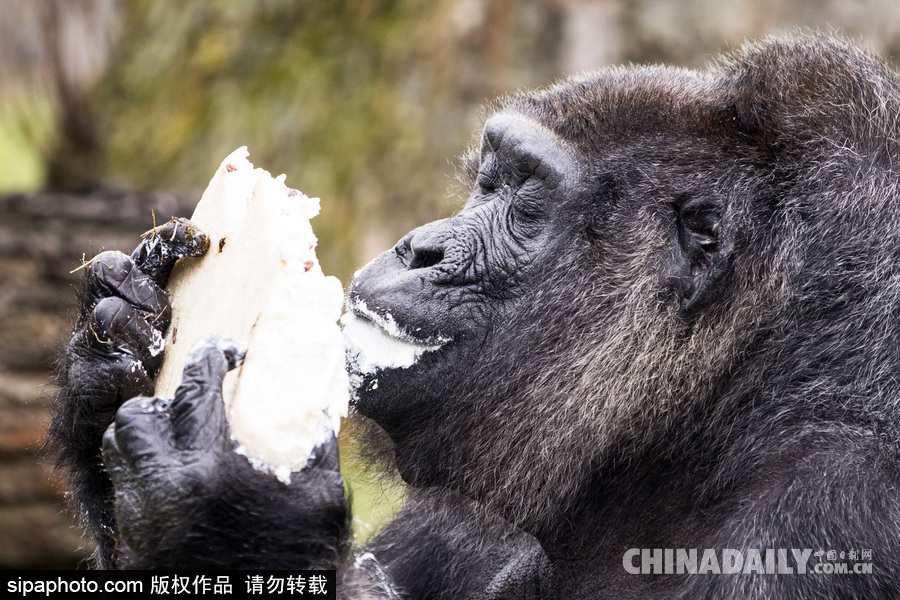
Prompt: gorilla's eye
<box><xmin>511</xmin><ymin>181</ymin><xmax>547</xmax><ymax>222</ymax></box>
<box><xmin>477</xmin><ymin>156</ymin><xmax>501</xmax><ymax>194</ymax></box>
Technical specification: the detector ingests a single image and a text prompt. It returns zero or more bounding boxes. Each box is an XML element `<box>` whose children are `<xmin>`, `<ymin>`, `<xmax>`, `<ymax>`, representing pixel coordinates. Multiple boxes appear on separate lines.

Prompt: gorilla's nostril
<box><xmin>409</xmin><ymin>246</ymin><xmax>445</xmax><ymax>269</ymax></box>
<box><xmin>400</xmin><ymin>219</ymin><xmax>453</xmax><ymax>270</ymax></box>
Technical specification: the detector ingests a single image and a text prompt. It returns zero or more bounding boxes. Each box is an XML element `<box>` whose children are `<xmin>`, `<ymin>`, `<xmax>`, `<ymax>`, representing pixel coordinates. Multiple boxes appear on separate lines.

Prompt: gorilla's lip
<box><xmin>344</xmin><ymin>299</ymin><xmax>451</xmax><ymax>347</ymax></box>
<box><xmin>341</xmin><ymin>303</ymin><xmax>450</xmax><ymax>377</ymax></box>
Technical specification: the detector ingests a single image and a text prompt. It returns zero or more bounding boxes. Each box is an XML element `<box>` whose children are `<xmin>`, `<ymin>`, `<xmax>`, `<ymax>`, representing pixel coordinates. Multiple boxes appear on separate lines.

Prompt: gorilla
<box><xmin>49</xmin><ymin>34</ymin><xmax>900</xmax><ymax>598</ymax></box>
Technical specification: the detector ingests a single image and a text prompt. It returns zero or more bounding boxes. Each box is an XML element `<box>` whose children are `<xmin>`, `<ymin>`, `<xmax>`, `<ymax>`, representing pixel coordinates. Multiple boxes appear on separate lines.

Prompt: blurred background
<box><xmin>1</xmin><ymin>0</ymin><xmax>899</xmax><ymax>569</ymax></box>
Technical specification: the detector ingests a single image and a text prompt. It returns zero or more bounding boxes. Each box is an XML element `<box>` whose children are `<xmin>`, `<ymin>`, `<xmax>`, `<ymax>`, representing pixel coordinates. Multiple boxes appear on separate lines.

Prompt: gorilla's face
<box><xmin>344</xmin><ymin>113</ymin><xmax>583</xmax><ymax>434</ymax></box>
<box><xmin>343</xmin><ymin>72</ymin><xmax>743</xmax><ymax>509</ymax></box>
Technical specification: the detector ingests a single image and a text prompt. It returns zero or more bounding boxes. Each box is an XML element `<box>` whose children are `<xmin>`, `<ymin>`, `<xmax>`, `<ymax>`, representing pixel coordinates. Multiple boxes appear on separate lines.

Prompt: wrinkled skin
<box><xmin>48</xmin><ymin>35</ymin><xmax>900</xmax><ymax>599</ymax></box>
<box><xmin>347</xmin><ymin>113</ymin><xmax>582</xmax><ymax>432</ymax></box>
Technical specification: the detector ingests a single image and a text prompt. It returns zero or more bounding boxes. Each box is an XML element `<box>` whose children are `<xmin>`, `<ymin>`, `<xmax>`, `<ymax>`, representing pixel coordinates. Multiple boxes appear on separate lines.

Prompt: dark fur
<box><xmin>48</xmin><ymin>34</ymin><xmax>900</xmax><ymax>598</ymax></box>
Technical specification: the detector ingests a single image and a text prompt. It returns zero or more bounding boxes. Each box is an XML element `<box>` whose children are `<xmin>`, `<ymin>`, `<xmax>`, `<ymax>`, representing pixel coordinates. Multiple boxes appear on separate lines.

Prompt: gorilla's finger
<box><xmin>169</xmin><ymin>335</ymin><xmax>246</xmax><ymax>451</ymax></box>
<box><xmin>87</xmin><ymin>251</ymin><xmax>171</xmax><ymax>327</ymax></box>
<box><xmin>131</xmin><ymin>217</ymin><xmax>209</xmax><ymax>287</ymax></box>
<box><xmin>114</xmin><ymin>354</ymin><xmax>154</xmax><ymax>403</ymax></box>
<box><xmin>106</xmin><ymin>396</ymin><xmax>173</xmax><ymax>470</ymax></box>
<box><xmin>89</xmin><ymin>297</ymin><xmax>166</xmax><ymax>373</ymax></box>
<box><xmin>307</xmin><ymin>433</ymin><xmax>341</xmax><ymax>473</ymax></box>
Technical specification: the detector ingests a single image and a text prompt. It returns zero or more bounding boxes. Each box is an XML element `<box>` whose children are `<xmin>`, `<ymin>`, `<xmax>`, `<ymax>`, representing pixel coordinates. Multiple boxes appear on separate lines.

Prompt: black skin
<box><xmin>49</xmin><ymin>35</ymin><xmax>900</xmax><ymax>598</ymax></box>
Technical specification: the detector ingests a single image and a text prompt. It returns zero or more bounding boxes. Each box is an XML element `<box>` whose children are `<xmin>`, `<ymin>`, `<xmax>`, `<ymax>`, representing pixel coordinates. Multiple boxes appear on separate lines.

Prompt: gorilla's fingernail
<box><xmin>218</xmin><ymin>338</ymin><xmax>248</xmax><ymax>370</ymax></box>
<box><xmin>138</xmin><ymin>397</ymin><xmax>172</xmax><ymax>414</ymax></box>
<box><xmin>186</xmin><ymin>334</ymin><xmax>248</xmax><ymax>371</ymax></box>
<box><xmin>132</xmin><ymin>217</ymin><xmax>210</xmax><ymax>286</ymax></box>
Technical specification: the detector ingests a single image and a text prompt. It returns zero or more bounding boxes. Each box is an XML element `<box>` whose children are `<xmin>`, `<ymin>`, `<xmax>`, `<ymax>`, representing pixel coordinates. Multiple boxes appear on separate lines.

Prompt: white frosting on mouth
<box><xmin>341</xmin><ymin>308</ymin><xmax>447</xmax><ymax>377</ymax></box>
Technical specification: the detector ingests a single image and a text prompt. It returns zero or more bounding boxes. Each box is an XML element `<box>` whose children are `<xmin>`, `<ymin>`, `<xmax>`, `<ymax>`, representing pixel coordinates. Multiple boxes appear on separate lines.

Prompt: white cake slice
<box><xmin>153</xmin><ymin>147</ymin><xmax>348</xmax><ymax>483</ymax></box>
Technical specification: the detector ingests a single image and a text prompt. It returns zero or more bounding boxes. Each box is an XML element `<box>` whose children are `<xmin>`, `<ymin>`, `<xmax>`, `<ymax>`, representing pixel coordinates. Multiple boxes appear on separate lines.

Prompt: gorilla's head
<box><xmin>343</xmin><ymin>35</ymin><xmax>900</xmax><ymax>533</ymax></box>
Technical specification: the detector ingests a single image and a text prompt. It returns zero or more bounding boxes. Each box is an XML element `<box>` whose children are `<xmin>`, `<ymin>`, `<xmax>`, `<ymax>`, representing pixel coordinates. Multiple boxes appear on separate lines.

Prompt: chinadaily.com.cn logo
<box><xmin>622</xmin><ymin>548</ymin><xmax>874</xmax><ymax>575</ymax></box>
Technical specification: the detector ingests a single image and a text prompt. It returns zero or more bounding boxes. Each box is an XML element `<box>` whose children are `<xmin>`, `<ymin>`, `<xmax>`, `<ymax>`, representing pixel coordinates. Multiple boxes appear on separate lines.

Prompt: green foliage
<box><xmin>94</xmin><ymin>0</ymin><xmax>463</xmax><ymax>280</ymax></box>
<box><xmin>0</xmin><ymin>99</ymin><xmax>55</xmax><ymax>193</ymax></box>
<box><xmin>0</xmin><ymin>117</ymin><xmax>44</xmax><ymax>193</ymax></box>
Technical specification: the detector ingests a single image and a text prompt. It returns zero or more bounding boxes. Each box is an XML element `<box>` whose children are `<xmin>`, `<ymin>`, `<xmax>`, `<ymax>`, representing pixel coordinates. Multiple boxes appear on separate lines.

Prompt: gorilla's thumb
<box><xmin>170</xmin><ymin>335</ymin><xmax>247</xmax><ymax>450</ymax></box>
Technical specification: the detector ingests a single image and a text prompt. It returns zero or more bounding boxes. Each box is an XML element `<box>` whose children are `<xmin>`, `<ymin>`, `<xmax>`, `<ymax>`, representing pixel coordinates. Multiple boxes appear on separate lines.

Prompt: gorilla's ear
<box><xmin>670</xmin><ymin>195</ymin><xmax>731</xmax><ymax>312</ymax></box>
<box><xmin>730</xmin><ymin>95</ymin><xmax>782</xmax><ymax>152</ymax></box>
<box><xmin>726</xmin><ymin>39</ymin><xmax>839</xmax><ymax>150</ymax></box>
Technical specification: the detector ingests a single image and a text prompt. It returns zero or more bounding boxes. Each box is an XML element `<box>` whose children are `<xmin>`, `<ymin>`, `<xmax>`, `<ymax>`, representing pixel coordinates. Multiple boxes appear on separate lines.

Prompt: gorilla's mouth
<box><xmin>341</xmin><ymin>301</ymin><xmax>449</xmax><ymax>379</ymax></box>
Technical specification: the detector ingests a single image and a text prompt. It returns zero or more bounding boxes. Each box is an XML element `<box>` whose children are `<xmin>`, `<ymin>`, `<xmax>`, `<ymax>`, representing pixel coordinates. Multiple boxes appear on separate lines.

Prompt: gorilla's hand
<box><xmin>47</xmin><ymin>217</ymin><xmax>208</xmax><ymax>567</ymax></box>
<box><xmin>102</xmin><ymin>336</ymin><xmax>350</xmax><ymax>570</ymax></box>
<box><xmin>70</xmin><ymin>217</ymin><xmax>208</xmax><ymax>431</ymax></box>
